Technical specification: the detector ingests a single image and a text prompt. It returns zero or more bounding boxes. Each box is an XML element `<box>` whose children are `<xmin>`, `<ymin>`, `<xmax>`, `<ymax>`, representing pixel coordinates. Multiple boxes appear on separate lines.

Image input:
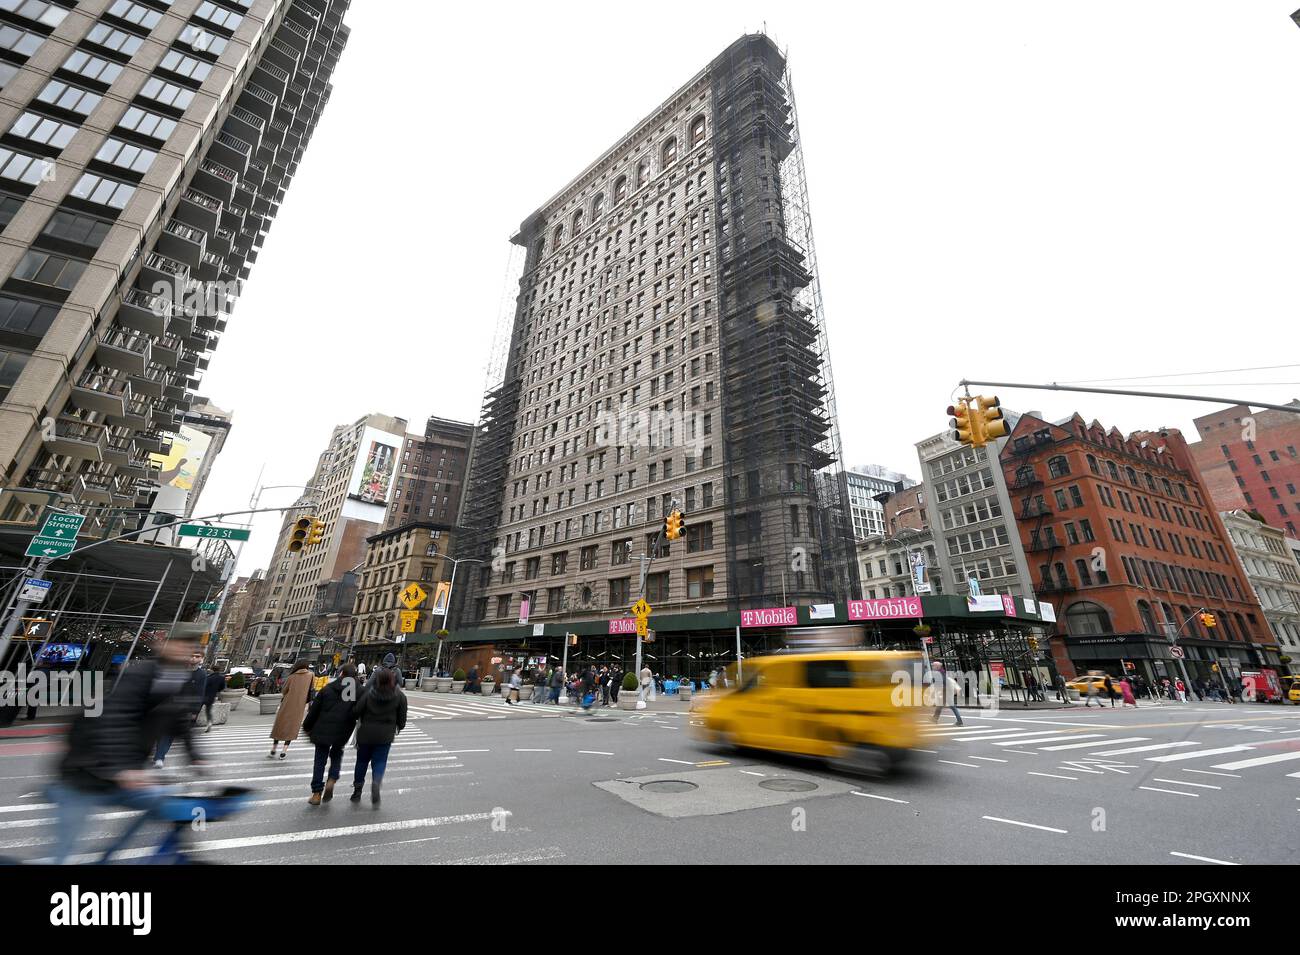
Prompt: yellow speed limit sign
<box><xmin>636</xmin><ymin>617</ymin><xmax>648</xmax><ymax>638</ymax></box>
<box><xmin>399</xmin><ymin>610</ymin><xmax>419</xmax><ymax>633</ymax></box>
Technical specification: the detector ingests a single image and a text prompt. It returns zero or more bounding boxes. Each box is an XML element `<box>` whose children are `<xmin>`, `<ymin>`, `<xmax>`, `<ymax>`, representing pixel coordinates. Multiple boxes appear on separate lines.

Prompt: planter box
<box><xmin>420</xmin><ymin>678</ymin><xmax>437</xmax><ymax>692</ymax></box>
<box><xmin>451</xmin><ymin>681</ymin><xmax>465</xmax><ymax>693</ymax></box>
<box><xmin>678</xmin><ymin>686</ymin><xmax>693</xmax><ymax>701</ymax></box>
<box><xmin>258</xmin><ymin>693</ymin><xmax>282</xmax><ymax>716</ymax></box>
<box><xmin>208</xmin><ymin>701</ymin><xmax>230</xmax><ymax>725</ymax></box>
<box><xmin>219</xmin><ymin>689</ymin><xmax>243</xmax><ymax>710</ymax></box>
<box><xmin>1068</xmin><ymin>688</ymin><xmax>1081</xmax><ymax>701</ymax></box>
<box><xmin>481</xmin><ymin>682</ymin><xmax>496</xmax><ymax>695</ymax></box>
<box><xmin>517</xmin><ymin>685</ymin><xmax>534</xmax><ymax>701</ymax></box>
<box><xmin>436</xmin><ymin>677</ymin><xmax>453</xmax><ymax>693</ymax></box>
<box><xmin>618</xmin><ymin>695</ymin><xmax>640</xmax><ymax>711</ymax></box>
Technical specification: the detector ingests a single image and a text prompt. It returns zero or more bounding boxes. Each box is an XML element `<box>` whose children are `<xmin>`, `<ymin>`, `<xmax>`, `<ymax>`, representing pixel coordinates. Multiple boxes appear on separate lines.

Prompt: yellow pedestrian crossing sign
<box><xmin>401</xmin><ymin>583</ymin><xmax>428</xmax><ymax>610</ymax></box>
<box><xmin>630</xmin><ymin>599</ymin><xmax>651</xmax><ymax>619</ymax></box>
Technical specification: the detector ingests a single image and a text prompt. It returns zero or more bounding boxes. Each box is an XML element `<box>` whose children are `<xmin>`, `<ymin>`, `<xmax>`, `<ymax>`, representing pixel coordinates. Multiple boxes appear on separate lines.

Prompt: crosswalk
<box><xmin>920</xmin><ymin>720</ymin><xmax>1300</xmax><ymax>781</ymax></box>
<box><xmin>405</xmin><ymin>695</ymin><xmax>586</xmax><ymax>721</ymax></box>
<box><xmin>0</xmin><ymin>725</ymin><xmax>533</xmax><ymax>865</ymax></box>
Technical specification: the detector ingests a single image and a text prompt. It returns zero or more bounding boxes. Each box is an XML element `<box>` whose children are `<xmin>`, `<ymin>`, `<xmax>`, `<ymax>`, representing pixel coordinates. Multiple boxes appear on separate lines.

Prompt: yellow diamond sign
<box><xmin>400</xmin><ymin>583</ymin><xmax>428</xmax><ymax>610</ymax></box>
<box><xmin>630</xmin><ymin>598</ymin><xmax>651</xmax><ymax>619</ymax></box>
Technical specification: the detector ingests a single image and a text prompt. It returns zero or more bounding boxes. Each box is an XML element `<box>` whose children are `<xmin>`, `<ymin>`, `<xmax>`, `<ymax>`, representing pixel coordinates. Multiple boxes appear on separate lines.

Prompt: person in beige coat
<box><xmin>268</xmin><ymin>661</ymin><xmax>314</xmax><ymax>759</ymax></box>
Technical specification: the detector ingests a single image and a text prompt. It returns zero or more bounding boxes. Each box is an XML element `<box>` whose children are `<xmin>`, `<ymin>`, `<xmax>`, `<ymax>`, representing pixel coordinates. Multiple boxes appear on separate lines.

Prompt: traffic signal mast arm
<box><xmin>46</xmin><ymin>505</ymin><xmax>317</xmax><ymax>560</ymax></box>
<box><xmin>959</xmin><ymin>379</ymin><xmax>1300</xmax><ymax>416</ymax></box>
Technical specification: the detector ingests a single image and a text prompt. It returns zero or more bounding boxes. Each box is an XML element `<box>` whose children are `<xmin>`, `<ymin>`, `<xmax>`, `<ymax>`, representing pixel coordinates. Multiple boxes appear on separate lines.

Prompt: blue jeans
<box><xmin>353</xmin><ymin>742</ymin><xmax>392</xmax><ymax>787</ymax></box>
<box><xmin>311</xmin><ymin>743</ymin><xmax>344</xmax><ymax>793</ymax></box>
<box><xmin>154</xmin><ymin>737</ymin><xmax>173</xmax><ymax>762</ymax></box>
<box><xmin>932</xmin><ymin>705</ymin><xmax>963</xmax><ymax>724</ymax></box>
<box><xmin>48</xmin><ymin>781</ymin><xmax>169</xmax><ymax>864</ymax></box>
<box><xmin>549</xmin><ymin>686</ymin><xmax>560</xmax><ymax>703</ymax></box>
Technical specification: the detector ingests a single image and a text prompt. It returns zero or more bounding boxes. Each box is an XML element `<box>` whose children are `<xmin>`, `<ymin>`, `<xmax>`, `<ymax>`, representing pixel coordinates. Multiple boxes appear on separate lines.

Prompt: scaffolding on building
<box><xmin>708</xmin><ymin>36</ymin><xmax>859</xmax><ymax>610</ymax></box>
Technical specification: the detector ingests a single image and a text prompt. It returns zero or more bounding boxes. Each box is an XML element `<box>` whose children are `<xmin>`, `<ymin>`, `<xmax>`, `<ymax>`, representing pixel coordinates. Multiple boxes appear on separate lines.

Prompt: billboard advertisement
<box><xmin>341</xmin><ymin>426</ymin><xmax>401</xmax><ymax>521</ymax></box>
<box><xmin>142</xmin><ymin>424</ymin><xmax>213</xmax><ymax>543</ymax></box>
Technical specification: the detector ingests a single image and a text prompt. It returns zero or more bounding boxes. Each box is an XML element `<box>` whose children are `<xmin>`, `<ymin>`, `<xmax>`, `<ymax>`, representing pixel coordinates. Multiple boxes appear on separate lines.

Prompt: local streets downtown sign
<box><xmin>25</xmin><ymin>512</ymin><xmax>86</xmax><ymax>559</ymax></box>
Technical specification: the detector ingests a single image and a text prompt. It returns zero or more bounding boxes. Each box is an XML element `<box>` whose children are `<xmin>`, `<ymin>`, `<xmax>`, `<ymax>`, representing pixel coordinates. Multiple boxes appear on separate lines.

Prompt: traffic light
<box><xmin>974</xmin><ymin>395</ymin><xmax>1008</xmax><ymax>444</ymax></box>
<box><xmin>288</xmin><ymin>516</ymin><xmax>312</xmax><ymax>553</ymax></box>
<box><xmin>665</xmin><ymin>509</ymin><xmax>684</xmax><ymax>541</ymax></box>
<box><xmin>306</xmin><ymin>518</ymin><xmax>325</xmax><ymax>546</ymax></box>
<box><xmin>1200</xmin><ymin>612</ymin><xmax>1217</xmax><ymax>629</ymax></box>
<box><xmin>1027</xmin><ymin>636</ymin><xmax>1039</xmax><ymax>652</ymax></box>
<box><xmin>947</xmin><ymin>399</ymin><xmax>974</xmax><ymax>446</ymax></box>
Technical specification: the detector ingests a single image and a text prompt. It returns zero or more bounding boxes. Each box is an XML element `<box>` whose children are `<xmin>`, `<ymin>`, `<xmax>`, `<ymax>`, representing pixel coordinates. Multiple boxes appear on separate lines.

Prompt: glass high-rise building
<box><xmin>459</xmin><ymin>34</ymin><xmax>856</xmax><ymax>627</ymax></box>
<box><xmin>0</xmin><ymin>0</ymin><xmax>348</xmax><ymax>531</ymax></box>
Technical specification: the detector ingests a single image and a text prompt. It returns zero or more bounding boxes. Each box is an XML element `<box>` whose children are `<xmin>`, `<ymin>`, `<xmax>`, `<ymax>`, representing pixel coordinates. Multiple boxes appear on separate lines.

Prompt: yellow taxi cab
<box><xmin>1281</xmin><ymin>675</ymin><xmax>1300</xmax><ymax>704</ymax></box>
<box><xmin>1066</xmin><ymin>674</ymin><xmax>1116</xmax><ymax>698</ymax></box>
<box><xmin>690</xmin><ymin>650</ymin><xmax>926</xmax><ymax>776</ymax></box>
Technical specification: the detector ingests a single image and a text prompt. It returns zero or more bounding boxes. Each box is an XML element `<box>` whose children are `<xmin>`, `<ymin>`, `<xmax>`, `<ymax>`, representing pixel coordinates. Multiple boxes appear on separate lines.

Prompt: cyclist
<box><xmin>49</xmin><ymin>628</ymin><xmax>206</xmax><ymax>864</ymax></box>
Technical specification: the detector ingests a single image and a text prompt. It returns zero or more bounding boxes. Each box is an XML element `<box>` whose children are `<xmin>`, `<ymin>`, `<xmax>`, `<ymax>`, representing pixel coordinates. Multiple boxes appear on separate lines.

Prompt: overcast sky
<box><xmin>197</xmin><ymin>1</ymin><xmax>1300</xmax><ymax>575</ymax></box>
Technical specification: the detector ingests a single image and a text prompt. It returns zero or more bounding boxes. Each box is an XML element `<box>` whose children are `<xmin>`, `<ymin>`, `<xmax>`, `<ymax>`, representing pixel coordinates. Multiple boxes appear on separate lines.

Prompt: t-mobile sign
<box><xmin>608</xmin><ymin>618</ymin><xmax>638</xmax><ymax>634</ymax></box>
<box><xmin>847</xmin><ymin>596</ymin><xmax>923</xmax><ymax>621</ymax></box>
<box><xmin>739</xmin><ymin>605</ymin><xmax>797</xmax><ymax>628</ymax></box>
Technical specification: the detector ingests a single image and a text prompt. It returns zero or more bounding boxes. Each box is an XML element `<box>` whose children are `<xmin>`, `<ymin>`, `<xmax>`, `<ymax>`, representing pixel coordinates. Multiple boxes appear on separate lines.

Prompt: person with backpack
<box><xmin>350</xmin><ymin>667</ymin><xmax>407</xmax><ymax>805</ymax></box>
<box><xmin>303</xmin><ymin>664</ymin><xmax>359</xmax><ymax>806</ymax></box>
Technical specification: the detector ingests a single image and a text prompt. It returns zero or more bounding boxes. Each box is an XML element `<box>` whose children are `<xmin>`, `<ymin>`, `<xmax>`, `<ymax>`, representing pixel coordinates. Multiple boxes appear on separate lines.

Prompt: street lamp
<box><xmin>431</xmin><ymin>554</ymin><xmax>484</xmax><ymax>674</ymax></box>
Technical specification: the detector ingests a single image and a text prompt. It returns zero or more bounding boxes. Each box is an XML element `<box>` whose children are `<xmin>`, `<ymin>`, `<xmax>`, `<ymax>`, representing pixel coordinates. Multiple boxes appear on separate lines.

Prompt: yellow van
<box><xmin>691</xmin><ymin>651</ymin><xmax>926</xmax><ymax>776</ymax></box>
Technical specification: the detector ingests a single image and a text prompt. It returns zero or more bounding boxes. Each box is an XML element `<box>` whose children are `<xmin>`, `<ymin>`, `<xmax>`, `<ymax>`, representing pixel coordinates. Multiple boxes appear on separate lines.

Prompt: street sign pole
<box><xmin>559</xmin><ymin>634</ymin><xmax>572</xmax><ymax>704</ymax></box>
<box><xmin>0</xmin><ymin>556</ymin><xmax>52</xmax><ymax>668</ymax></box>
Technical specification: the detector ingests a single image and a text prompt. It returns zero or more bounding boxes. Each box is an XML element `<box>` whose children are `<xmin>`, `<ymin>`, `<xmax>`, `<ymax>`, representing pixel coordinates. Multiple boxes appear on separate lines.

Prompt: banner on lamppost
<box><xmin>432</xmin><ymin>580</ymin><xmax>451</xmax><ymax>615</ymax></box>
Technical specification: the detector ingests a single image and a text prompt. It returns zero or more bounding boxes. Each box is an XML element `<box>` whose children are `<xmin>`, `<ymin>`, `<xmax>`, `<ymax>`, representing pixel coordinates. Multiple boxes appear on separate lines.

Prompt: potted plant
<box><xmin>451</xmin><ymin>668</ymin><xmax>466</xmax><ymax>693</ymax></box>
<box><xmin>619</xmin><ymin>671</ymin><xmax>640</xmax><ymax>710</ymax></box>
<box><xmin>420</xmin><ymin>673</ymin><xmax>438</xmax><ymax>692</ymax></box>
<box><xmin>221</xmin><ymin>672</ymin><xmax>246</xmax><ymax>710</ymax></box>
<box><xmin>517</xmin><ymin>679</ymin><xmax>534</xmax><ymax>701</ymax></box>
<box><xmin>678</xmin><ymin>677</ymin><xmax>693</xmax><ymax>702</ymax></box>
<box><xmin>480</xmin><ymin>674</ymin><xmax>496</xmax><ymax>695</ymax></box>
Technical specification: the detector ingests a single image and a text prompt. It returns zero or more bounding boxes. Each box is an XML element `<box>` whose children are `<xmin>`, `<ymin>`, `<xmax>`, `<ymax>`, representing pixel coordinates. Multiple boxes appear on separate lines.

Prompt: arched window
<box><xmin>552</xmin><ymin>224</ymin><xmax>564</xmax><ymax>249</ymax></box>
<box><xmin>571</xmin><ymin>208</ymin><xmax>583</xmax><ymax>233</ymax></box>
<box><xmin>636</xmin><ymin>160</ymin><xmax>649</xmax><ymax>188</ymax></box>
<box><xmin>613</xmin><ymin>175</ymin><xmax>628</xmax><ymax>203</ymax></box>
<box><xmin>1137</xmin><ymin>600</ymin><xmax>1156</xmax><ymax>633</ymax></box>
<box><xmin>690</xmin><ymin>115</ymin><xmax>706</xmax><ymax>148</ymax></box>
<box><xmin>1125</xmin><ymin>466</ymin><xmax>1138</xmax><ymax>486</ymax></box>
<box><xmin>533</xmin><ymin>238</ymin><xmax>544</xmax><ymax>260</ymax></box>
<box><xmin>591</xmin><ymin>192</ymin><xmax>605</xmax><ymax>218</ymax></box>
<box><xmin>1047</xmin><ymin>455</ymin><xmax>1070</xmax><ymax>478</ymax></box>
<box><xmin>1086</xmin><ymin>454</ymin><xmax>1098</xmax><ymax>474</ymax></box>
<box><xmin>1065</xmin><ymin>600</ymin><xmax>1113</xmax><ymax>635</ymax></box>
<box><xmin>661</xmin><ymin>137</ymin><xmax>677</xmax><ymax>168</ymax></box>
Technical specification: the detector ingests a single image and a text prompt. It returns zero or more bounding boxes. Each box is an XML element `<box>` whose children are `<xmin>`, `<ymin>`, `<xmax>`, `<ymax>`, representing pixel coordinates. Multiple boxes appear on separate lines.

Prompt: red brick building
<box><xmin>1187</xmin><ymin>402</ymin><xmax>1300</xmax><ymax>539</ymax></box>
<box><xmin>998</xmin><ymin>413</ymin><xmax>1279</xmax><ymax>684</ymax></box>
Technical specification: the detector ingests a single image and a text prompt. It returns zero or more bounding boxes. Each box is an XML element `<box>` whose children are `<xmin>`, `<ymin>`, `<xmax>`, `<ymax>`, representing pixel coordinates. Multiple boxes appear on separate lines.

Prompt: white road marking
<box><xmin>990</xmin><ymin>732</ymin><xmax>1086</xmax><ymax>746</ymax></box>
<box><xmin>1138</xmin><ymin>786</ymin><xmax>1199</xmax><ymax>797</ymax></box>
<box><xmin>1056</xmin><ymin>764</ymin><xmax>1103</xmax><ymax>774</ymax></box>
<box><xmin>513</xmin><ymin>749</ymin><xmax>552</xmax><ymax>752</ymax></box>
<box><xmin>937</xmin><ymin>759</ymin><xmax>980</xmax><ymax>768</ymax></box>
<box><xmin>851</xmin><ymin>792</ymin><xmax>909</xmax><ymax>804</ymax></box>
<box><xmin>1027</xmin><ymin>772</ymin><xmax>1078</xmax><ymax>781</ymax></box>
<box><xmin>1211</xmin><ymin>751</ymin><xmax>1300</xmax><ymax>771</ymax></box>
<box><xmin>1170</xmin><ymin>851</ymin><xmax>1239</xmax><ymax>865</ymax></box>
<box><xmin>578</xmin><ymin>751</ymin><xmax>614</xmax><ymax>756</ymax></box>
<box><xmin>910</xmin><ymin>749</ymin><xmax>938</xmax><ymax>754</ymax></box>
<box><xmin>967</xmin><ymin>756</ymin><xmax>1008</xmax><ymax>763</ymax></box>
<box><xmin>1003</xmin><ymin>750</ymin><xmax>1040</xmax><ymax>755</ymax></box>
<box><xmin>1091</xmin><ymin>741</ymin><xmax>1201</xmax><ymax>756</ymax></box>
<box><xmin>982</xmin><ymin>815</ymin><xmax>1068</xmax><ymax>834</ymax></box>
<box><xmin>657</xmin><ymin>758</ymin><xmax>695</xmax><ymax>765</ymax></box>
<box><xmin>1037</xmin><ymin>736</ymin><xmax>1147</xmax><ymax>751</ymax></box>
<box><xmin>1153</xmin><ymin>778</ymin><xmax>1220</xmax><ymax>790</ymax></box>
<box><xmin>1146</xmin><ymin>745</ymin><xmax>1255</xmax><ymax>763</ymax></box>
<box><xmin>1183</xmin><ymin>769</ymin><xmax>1241</xmax><ymax>778</ymax></box>
<box><xmin>440</xmin><ymin>749</ymin><xmax>491</xmax><ymax>754</ymax></box>
<box><xmin>738</xmin><ymin>770</ymin><xmax>765</xmax><ymax>777</ymax></box>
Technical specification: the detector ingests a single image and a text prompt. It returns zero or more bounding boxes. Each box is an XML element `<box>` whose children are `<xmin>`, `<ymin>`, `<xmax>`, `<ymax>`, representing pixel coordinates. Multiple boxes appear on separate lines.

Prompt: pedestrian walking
<box><xmin>533</xmin><ymin>668</ymin><xmax>548</xmax><ymax>704</ymax></box>
<box><xmin>1119</xmin><ymin>677</ymin><xmax>1137</xmax><ymax>708</ymax></box>
<box><xmin>1055</xmin><ymin>673</ymin><xmax>1069</xmax><ymax>703</ymax></box>
<box><xmin>610</xmin><ymin>667</ymin><xmax>622</xmax><ymax>704</ymax></box>
<box><xmin>1103</xmin><ymin>674</ymin><xmax>1116</xmax><ymax>707</ymax></box>
<box><xmin>600</xmin><ymin>666</ymin><xmax>612</xmax><ymax>707</ymax></box>
<box><xmin>1085</xmin><ymin>674</ymin><xmax>1103</xmax><ymax>707</ymax></box>
<box><xmin>356</xmin><ymin>660</ymin><xmax>367</xmax><ymax>683</ymax></box>
<box><xmin>465</xmin><ymin>665</ymin><xmax>480</xmax><ymax>695</ymax></box>
<box><xmin>303</xmin><ymin>664</ymin><xmax>358</xmax><ymax>806</ymax></box>
<box><xmin>638</xmin><ymin>664</ymin><xmax>656</xmax><ymax>704</ymax></box>
<box><xmin>267</xmin><ymin>660</ymin><xmax>314</xmax><ymax>760</ymax></box>
<box><xmin>200</xmin><ymin>664</ymin><xmax>224</xmax><ymax>732</ymax></box>
<box><xmin>505</xmin><ymin>669</ymin><xmax>523</xmax><ymax>705</ymax></box>
<box><xmin>928</xmin><ymin>663</ymin><xmax>964</xmax><ymax>726</ymax></box>
<box><xmin>579</xmin><ymin>665</ymin><xmax>597</xmax><ymax>711</ymax></box>
<box><xmin>1175</xmin><ymin>678</ymin><xmax>1187</xmax><ymax>703</ymax></box>
<box><xmin>350</xmin><ymin>667</ymin><xmax>407</xmax><ymax>805</ymax></box>
<box><xmin>155</xmin><ymin>651</ymin><xmax>207</xmax><ymax>765</ymax></box>
<box><xmin>549</xmin><ymin>666</ymin><xmax>563</xmax><ymax>704</ymax></box>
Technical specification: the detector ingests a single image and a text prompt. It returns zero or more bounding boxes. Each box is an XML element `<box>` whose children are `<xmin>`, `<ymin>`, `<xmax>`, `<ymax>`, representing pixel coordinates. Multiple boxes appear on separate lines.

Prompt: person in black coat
<box><xmin>303</xmin><ymin>664</ymin><xmax>359</xmax><ymax>805</ymax></box>
<box><xmin>51</xmin><ymin>631</ymin><xmax>204</xmax><ymax>863</ymax></box>
<box><xmin>200</xmin><ymin>666</ymin><xmax>224</xmax><ymax>732</ymax></box>
<box><xmin>464</xmin><ymin>665</ymin><xmax>479</xmax><ymax>694</ymax></box>
<box><xmin>350</xmin><ymin>667</ymin><xmax>407</xmax><ymax>805</ymax></box>
<box><xmin>154</xmin><ymin>650</ymin><xmax>207</xmax><ymax>765</ymax></box>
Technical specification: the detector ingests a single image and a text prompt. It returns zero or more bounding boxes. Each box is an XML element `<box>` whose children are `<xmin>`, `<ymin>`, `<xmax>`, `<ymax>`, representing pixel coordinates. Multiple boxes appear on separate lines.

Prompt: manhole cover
<box><xmin>758</xmin><ymin>778</ymin><xmax>817</xmax><ymax>792</ymax></box>
<box><xmin>640</xmin><ymin>780</ymin><xmax>699</xmax><ymax>794</ymax></box>
<box><xmin>585</xmin><ymin>717</ymin><xmax>618</xmax><ymax>723</ymax></box>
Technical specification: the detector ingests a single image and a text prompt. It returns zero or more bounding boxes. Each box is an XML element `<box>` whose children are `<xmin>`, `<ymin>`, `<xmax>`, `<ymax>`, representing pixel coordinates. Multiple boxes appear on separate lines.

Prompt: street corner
<box><xmin>592</xmin><ymin>765</ymin><xmax>856</xmax><ymax>818</ymax></box>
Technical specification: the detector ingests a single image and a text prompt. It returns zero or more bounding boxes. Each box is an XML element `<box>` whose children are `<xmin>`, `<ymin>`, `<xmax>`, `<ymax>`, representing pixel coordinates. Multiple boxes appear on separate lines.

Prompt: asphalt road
<box><xmin>2</xmin><ymin>696</ymin><xmax>1297</xmax><ymax>865</ymax></box>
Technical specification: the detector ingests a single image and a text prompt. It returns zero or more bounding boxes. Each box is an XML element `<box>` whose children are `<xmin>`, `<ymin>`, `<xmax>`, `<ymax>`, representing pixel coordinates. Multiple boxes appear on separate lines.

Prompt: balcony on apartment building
<box><xmin>118</xmin><ymin>451</ymin><xmax>160</xmax><ymax>481</ymax></box>
<box><xmin>177</xmin><ymin>188</ymin><xmax>223</xmax><ymax>234</ymax></box>
<box><xmin>129</xmin><ymin>363</ymin><xmax>171</xmax><ymax>400</ymax></box>
<box><xmin>224</xmin><ymin>104</ymin><xmax>265</xmax><ymax>149</ymax></box>
<box><xmin>101</xmin><ymin>428</ymin><xmax>136</xmax><ymax>467</ymax></box>
<box><xmin>208</xmin><ymin>225</ymin><xmax>236</xmax><ymax>257</ymax></box>
<box><xmin>252</xmin><ymin>59</ymin><xmax>291</xmax><ymax>101</ymax></box>
<box><xmin>195</xmin><ymin>250</ymin><xmax>225</xmax><ymax>282</ymax></box>
<box><xmin>46</xmin><ymin>415</ymin><xmax>108</xmax><ymax>462</ymax></box>
<box><xmin>238</xmin><ymin>82</ymin><xmax>278</xmax><ymax>122</ymax></box>
<box><xmin>72</xmin><ymin>367</ymin><xmax>133</xmax><ymax>417</ymax></box>
<box><xmin>78</xmin><ymin>470</ymin><xmax>114</xmax><ymax>506</ymax></box>
<box><xmin>117</xmin><ymin>287</ymin><xmax>173</xmax><ymax>338</ymax></box>
<box><xmin>157</xmin><ymin>218</ymin><xmax>207</xmax><ymax>270</ymax></box>
<box><xmin>209</xmin><ymin>131</ymin><xmax>253</xmax><ymax>177</ymax></box>
<box><xmin>193</xmin><ymin>159</ymin><xmax>240</xmax><ymax>206</ymax></box>
<box><xmin>112</xmin><ymin>393</ymin><xmax>153</xmax><ymax>430</ymax></box>
<box><xmin>134</xmin><ymin>429</ymin><xmax>170</xmax><ymax>455</ymax></box>
<box><xmin>276</xmin><ymin>16</ymin><xmax>313</xmax><ymax>53</ymax></box>
<box><xmin>96</xmin><ymin>326</ymin><xmax>153</xmax><ymax>377</ymax></box>
<box><xmin>1009</xmin><ymin>468</ymin><xmax>1043</xmax><ymax>491</ymax></box>
<box><xmin>141</xmin><ymin>251</ymin><xmax>190</xmax><ymax>294</ymax></box>
<box><xmin>219</xmin><ymin>199</ymin><xmax>246</xmax><ymax>233</ymax></box>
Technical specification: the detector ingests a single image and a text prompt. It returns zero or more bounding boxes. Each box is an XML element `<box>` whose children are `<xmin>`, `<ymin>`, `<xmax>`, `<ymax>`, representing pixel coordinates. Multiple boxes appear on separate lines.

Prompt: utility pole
<box><xmin>0</xmin><ymin>556</ymin><xmax>52</xmax><ymax>668</ymax></box>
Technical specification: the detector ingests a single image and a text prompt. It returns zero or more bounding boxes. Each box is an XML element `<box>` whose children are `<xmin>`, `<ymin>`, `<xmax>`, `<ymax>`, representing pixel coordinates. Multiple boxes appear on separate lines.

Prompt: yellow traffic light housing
<box><xmin>665</xmin><ymin>510</ymin><xmax>683</xmax><ymax>541</ymax></box>
<box><xmin>306</xmin><ymin>518</ymin><xmax>325</xmax><ymax>547</ymax></box>
<box><xmin>1028</xmin><ymin>636</ymin><xmax>1039</xmax><ymax>651</ymax></box>
<box><xmin>1200</xmin><ymin>612</ymin><xmax>1217</xmax><ymax>629</ymax></box>
<box><xmin>947</xmin><ymin>399</ymin><xmax>974</xmax><ymax>446</ymax></box>
<box><xmin>288</xmin><ymin>516</ymin><xmax>312</xmax><ymax>553</ymax></box>
<box><xmin>975</xmin><ymin>395</ymin><xmax>1007</xmax><ymax>444</ymax></box>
